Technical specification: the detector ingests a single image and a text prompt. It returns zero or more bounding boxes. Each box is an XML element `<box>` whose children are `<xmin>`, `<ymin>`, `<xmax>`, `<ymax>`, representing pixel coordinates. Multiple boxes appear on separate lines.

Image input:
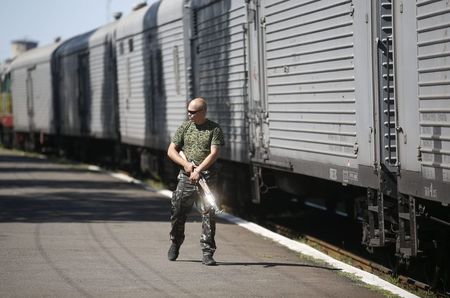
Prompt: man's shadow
<box><xmin>177</xmin><ymin>260</ymin><xmax>340</xmax><ymax>270</ymax></box>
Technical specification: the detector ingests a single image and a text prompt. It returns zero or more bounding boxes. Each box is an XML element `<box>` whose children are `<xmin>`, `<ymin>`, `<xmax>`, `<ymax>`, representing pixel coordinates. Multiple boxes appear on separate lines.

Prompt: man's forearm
<box><xmin>195</xmin><ymin>153</ymin><xmax>218</xmax><ymax>172</ymax></box>
<box><xmin>167</xmin><ymin>144</ymin><xmax>189</xmax><ymax>169</ymax></box>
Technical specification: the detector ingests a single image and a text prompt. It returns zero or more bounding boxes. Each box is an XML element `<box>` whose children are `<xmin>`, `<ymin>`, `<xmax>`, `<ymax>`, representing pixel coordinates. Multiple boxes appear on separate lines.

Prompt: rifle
<box><xmin>197</xmin><ymin>175</ymin><xmax>223</xmax><ymax>214</ymax></box>
<box><xmin>179</xmin><ymin>151</ymin><xmax>222</xmax><ymax>213</ymax></box>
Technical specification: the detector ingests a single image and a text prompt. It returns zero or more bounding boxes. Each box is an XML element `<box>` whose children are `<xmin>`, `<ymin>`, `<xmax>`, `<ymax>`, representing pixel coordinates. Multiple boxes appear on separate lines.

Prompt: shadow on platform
<box><xmin>178</xmin><ymin>259</ymin><xmax>340</xmax><ymax>270</ymax></box>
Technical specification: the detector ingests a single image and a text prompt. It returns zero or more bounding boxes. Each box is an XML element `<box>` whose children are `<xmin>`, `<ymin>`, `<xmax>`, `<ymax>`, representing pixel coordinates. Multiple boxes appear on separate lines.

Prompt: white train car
<box><xmin>115</xmin><ymin>0</ymin><xmax>188</xmax><ymax>151</ymax></box>
<box><xmin>10</xmin><ymin>41</ymin><xmax>61</xmax><ymax>145</ymax></box>
<box><xmin>241</xmin><ymin>0</ymin><xmax>449</xmax><ymax>258</ymax></box>
<box><xmin>245</xmin><ymin>0</ymin><xmax>377</xmax><ymax>189</ymax></box>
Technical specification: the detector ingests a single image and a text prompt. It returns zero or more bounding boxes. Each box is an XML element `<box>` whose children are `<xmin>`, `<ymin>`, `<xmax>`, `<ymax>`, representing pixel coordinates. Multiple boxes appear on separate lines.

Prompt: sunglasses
<box><xmin>187</xmin><ymin>109</ymin><xmax>202</xmax><ymax>115</ymax></box>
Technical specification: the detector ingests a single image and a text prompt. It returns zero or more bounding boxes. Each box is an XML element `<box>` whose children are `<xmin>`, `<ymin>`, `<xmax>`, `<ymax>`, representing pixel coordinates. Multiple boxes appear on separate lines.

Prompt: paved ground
<box><xmin>0</xmin><ymin>149</ymin><xmax>384</xmax><ymax>297</ymax></box>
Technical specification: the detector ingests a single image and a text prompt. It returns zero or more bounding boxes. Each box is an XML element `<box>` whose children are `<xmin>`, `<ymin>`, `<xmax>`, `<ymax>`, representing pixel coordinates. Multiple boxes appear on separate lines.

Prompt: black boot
<box><xmin>168</xmin><ymin>243</ymin><xmax>180</xmax><ymax>261</ymax></box>
<box><xmin>202</xmin><ymin>253</ymin><xmax>216</xmax><ymax>266</ymax></box>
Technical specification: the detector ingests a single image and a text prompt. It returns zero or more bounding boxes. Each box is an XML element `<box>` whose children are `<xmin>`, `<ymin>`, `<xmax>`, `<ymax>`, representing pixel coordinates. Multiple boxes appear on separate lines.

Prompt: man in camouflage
<box><xmin>167</xmin><ymin>97</ymin><xmax>224</xmax><ymax>265</ymax></box>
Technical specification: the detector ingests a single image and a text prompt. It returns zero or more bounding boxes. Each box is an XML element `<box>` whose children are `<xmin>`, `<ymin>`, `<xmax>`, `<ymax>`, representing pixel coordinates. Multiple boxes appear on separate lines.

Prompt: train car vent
<box><xmin>132</xmin><ymin>2</ymin><xmax>147</xmax><ymax>11</ymax></box>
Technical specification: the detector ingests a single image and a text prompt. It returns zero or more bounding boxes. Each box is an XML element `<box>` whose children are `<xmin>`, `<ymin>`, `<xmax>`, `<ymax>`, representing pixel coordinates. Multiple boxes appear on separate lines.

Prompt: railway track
<box><xmin>261</xmin><ymin>220</ymin><xmax>446</xmax><ymax>297</ymax></box>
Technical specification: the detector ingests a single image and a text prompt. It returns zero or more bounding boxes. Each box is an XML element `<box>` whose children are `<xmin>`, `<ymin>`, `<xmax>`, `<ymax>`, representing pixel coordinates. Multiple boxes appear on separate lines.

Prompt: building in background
<box><xmin>10</xmin><ymin>40</ymin><xmax>38</xmax><ymax>59</ymax></box>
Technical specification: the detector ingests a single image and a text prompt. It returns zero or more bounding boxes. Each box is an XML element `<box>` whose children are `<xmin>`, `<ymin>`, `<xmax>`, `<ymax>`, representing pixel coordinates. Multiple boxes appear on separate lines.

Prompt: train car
<box><xmin>115</xmin><ymin>2</ymin><xmax>162</xmax><ymax>149</ymax></box>
<box><xmin>53</xmin><ymin>19</ymin><xmax>120</xmax><ymax>159</ymax></box>
<box><xmin>392</xmin><ymin>0</ymin><xmax>450</xmax><ymax>260</ymax></box>
<box><xmin>115</xmin><ymin>0</ymin><xmax>186</xmax><ymax>145</ymax></box>
<box><xmin>241</xmin><ymin>0</ymin><xmax>378</xmax><ymax>207</ymax></box>
<box><xmin>53</xmin><ymin>30</ymin><xmax>96</xmax><ymax>138</ymax></box>
<box><xmin>114</xmin><ymin>0</ymin><xmax>191</xmax><ymax>175</ymax></box>
<box><xmin>9</xmin><ymin>41</ymin><xmax>62</xmax><ymax>150</ymax></box>
<box><xmin>0</xmin><ymin>62</ymin><xmax>13</xmax><ymax>147</ymax></box>
<box><xmin>239</xmin><ymin>0</ymin><xmax>449</xmax><ymax>263</ymax></box>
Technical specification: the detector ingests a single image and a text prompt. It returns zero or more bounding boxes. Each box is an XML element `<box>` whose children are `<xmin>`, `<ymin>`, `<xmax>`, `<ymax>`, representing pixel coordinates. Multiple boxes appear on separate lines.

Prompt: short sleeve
<box><xmin>211</xmin><ymin>126</ymin><xmax>225</xmax><ymax>146</ymax></box>
<box><xmin>171</xmin><ymin>121</ymin><xmax>189</xmax><ymax>147</ymax></box>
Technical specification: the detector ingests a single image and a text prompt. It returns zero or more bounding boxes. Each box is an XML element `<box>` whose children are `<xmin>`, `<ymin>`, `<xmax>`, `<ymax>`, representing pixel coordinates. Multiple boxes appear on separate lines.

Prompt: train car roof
<box><xmin>115</xmin><ymin>1</ymin><xmax>160</xmax><ymax>40</ymax></box>
<box><xmin>9</xmin><ymin>41</ymin><xmax>62</xmax><ymax>70</ymax></box>
<box><xmin>55</xmin><ymin>29</ymin><xmax>96</xmax><ymax>58</ymax></box>
<box><xmin>115</xmin><ymin>0</ymin><xmax>184</xmax><ymax>40</ymax></box>
<box><xmin>89</xmin><ymin>21</ymin><xmax>118</xmax><ymax>46</ymax></box>
<box><xmin>157</xmin><ymin>0</ymin><xmax>183</xmax><ymax>26</ymax></box>
<box><xmin>190</xmin><ymin>0</ymin><xmax>224</xmax><ymax>9</ymax></box>
<box><xmin>89</xmin><ymin>19</ymin><xmax>120</xmax><ymax>47</ymax></box>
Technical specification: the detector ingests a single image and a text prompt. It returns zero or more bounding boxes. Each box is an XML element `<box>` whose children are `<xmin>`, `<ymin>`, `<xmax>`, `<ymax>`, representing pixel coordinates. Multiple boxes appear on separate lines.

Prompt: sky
<box><xmin>0</xmin><ymin>0</ymin><xmax>156</xmax><ymax>63</ymax></box>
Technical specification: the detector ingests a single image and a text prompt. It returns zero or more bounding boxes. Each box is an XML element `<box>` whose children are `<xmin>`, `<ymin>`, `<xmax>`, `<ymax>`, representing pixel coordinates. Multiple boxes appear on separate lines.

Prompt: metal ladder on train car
<box><xmin>364</xmin><ymin>0</ymin><xmax>400</xmax><ymax>251</ymax></box>
<box><xmin>363</xmin><ymin>1</ymin><xmax>419</xmax><ymax>258</ymax></box>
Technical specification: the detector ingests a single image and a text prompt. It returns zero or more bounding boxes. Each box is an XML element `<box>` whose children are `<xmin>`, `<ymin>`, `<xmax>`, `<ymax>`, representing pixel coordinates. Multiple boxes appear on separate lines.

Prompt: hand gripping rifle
<box><xmin>180</xmin><ymin>151</ymin><xmax>222</xmax><ymax>213</ymax></box>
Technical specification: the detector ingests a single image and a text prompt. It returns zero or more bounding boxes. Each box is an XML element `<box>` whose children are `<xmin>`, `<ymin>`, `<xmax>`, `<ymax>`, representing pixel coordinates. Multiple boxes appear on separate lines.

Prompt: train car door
<box><xmin>246</xmin><ymin>0</ymin><xmax>269</xmax><ymax>165</ymax></box>
<box><xmin>26</xmin><ymin>67</ymin><xmax>36</xmax><ymax>132</ymax></box>
<box><xmin>147</xmin><ymin>36</ymin><xmax>160</xmax><ymax>139</ymax></box>
<box><xmin>253</xmin><ymin>0</ymin><xmax>375</xmax><ymax>183</ymax></box>
<box><xmin>246</xmin><ymin>0</ymin><xmax>270</xmax><ymax>203</ymax></box>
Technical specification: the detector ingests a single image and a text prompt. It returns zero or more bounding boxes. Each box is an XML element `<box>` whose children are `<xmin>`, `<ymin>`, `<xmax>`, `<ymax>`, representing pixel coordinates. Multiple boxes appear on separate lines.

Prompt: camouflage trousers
<box><xmin>169</xmin><ymin>170</ymin><xmax>217</xmax><ymax>255</ymax></box>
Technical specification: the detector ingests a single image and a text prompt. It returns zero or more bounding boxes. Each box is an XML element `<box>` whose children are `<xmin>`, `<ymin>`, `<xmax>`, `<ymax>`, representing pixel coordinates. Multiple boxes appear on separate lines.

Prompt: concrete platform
<box><xmin>0</xmin><ymin>149</ymin><xmax>396</xmax><ymax>297</ymax></box>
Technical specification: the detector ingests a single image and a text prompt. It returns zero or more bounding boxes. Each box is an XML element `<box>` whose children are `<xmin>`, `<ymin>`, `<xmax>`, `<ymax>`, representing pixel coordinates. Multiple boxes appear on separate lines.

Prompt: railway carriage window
<box><xmin>128</xmin><ymin>38</ymin><xmax>134</xmax><ymax>52</ymax></box>
<box><xmin>119</xmin><ymin>42</ymin><xmax>124</xmax><ymax>55</ymax></box>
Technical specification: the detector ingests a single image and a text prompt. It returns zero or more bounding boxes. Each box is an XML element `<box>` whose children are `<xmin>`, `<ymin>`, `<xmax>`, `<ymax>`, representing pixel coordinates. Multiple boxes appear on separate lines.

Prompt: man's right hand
<box><xmin>183</xmin><ymin>162</ymin><xmax>194</xmax><ymax>174</ymax></box>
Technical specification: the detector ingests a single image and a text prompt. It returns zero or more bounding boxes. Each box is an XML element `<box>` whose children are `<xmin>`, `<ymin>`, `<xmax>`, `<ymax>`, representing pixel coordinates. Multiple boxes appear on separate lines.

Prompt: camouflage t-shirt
<box><xmin>171</xmin><ymin>119</ymin><xmax>225</xmax><ymax>165</ymax></box>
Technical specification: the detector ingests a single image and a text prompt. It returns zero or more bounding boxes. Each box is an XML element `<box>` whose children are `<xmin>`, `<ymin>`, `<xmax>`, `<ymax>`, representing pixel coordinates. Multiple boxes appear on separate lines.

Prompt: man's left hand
<box><xmin>189</xmin><ymin>169</ymin><xmax>201</xmax><ymax>183</ymax></box>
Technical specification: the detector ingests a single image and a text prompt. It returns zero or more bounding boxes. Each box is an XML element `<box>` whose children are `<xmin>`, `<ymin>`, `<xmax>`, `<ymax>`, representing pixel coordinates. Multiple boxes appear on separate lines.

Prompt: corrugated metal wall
<box><xmin>11</xmin><ymin>69</ymin><xmax>29</xmax><ymax>132</ymax></box>
<box><xmin>55</xmin><ymin>31</ymin><xmax>94</xmax><ymax>137</ymax></box>
<box><xmin>394</xmin><ymin>0</ymin><xmax>420</xmax><ymax>173</ymax></box>
<box><xmin>192</xmin><ymin>0</ymin><xmax>248</xmax><ymax>162</ymax></box>
<box><xmin>116</xmin><ymin>31</ymin><xmax>148</xmax><ymax>145</ymax></box>
<box><xmin>58</xmin><ymin>53</ymin><xmax>87</xmax><ymax>136</ymax></box>
<box><xmin>262</xmin><ymin>0</ymin><xmax>359</xmax><ymax>165</ymax></box>
<box><xmin>416</xmin><ymin>0</ymin><xmax>450</xmax><ymax>183</ymax></box>
<box><xmin>115</xmin><ymin>1</ymin><xmax>186</xmax><ymax>150</ymax></box>
<box><xmin>88</xmin><ymin>42</ymin><xmax>117</xmax><ymax>140</ymax></box>
<box><xmin>11</xmin><ymin>62</ymin><xmax>54</xmax><ymax>133</ymax></box>
<box><xmin>155</xmin><ymin>18</ymin><xmax>186</xmax><ymax>149</ymax></box>
<box><xmin>30</xmin><ymin>63</ymin><xmax>54</xmax><ymax>133</ymax></box>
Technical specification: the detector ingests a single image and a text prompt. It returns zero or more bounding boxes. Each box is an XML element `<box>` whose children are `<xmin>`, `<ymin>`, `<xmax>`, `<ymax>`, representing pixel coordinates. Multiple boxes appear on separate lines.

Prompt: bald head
<box><xmin>189</xmin><ymin>97</ymin><xmax>207</xmax><ymax>112</ymax></box>
<box><xmin>187</xmin><ymin>97</ymin><xmax>208</xmax><ymax>124</ymax></box>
